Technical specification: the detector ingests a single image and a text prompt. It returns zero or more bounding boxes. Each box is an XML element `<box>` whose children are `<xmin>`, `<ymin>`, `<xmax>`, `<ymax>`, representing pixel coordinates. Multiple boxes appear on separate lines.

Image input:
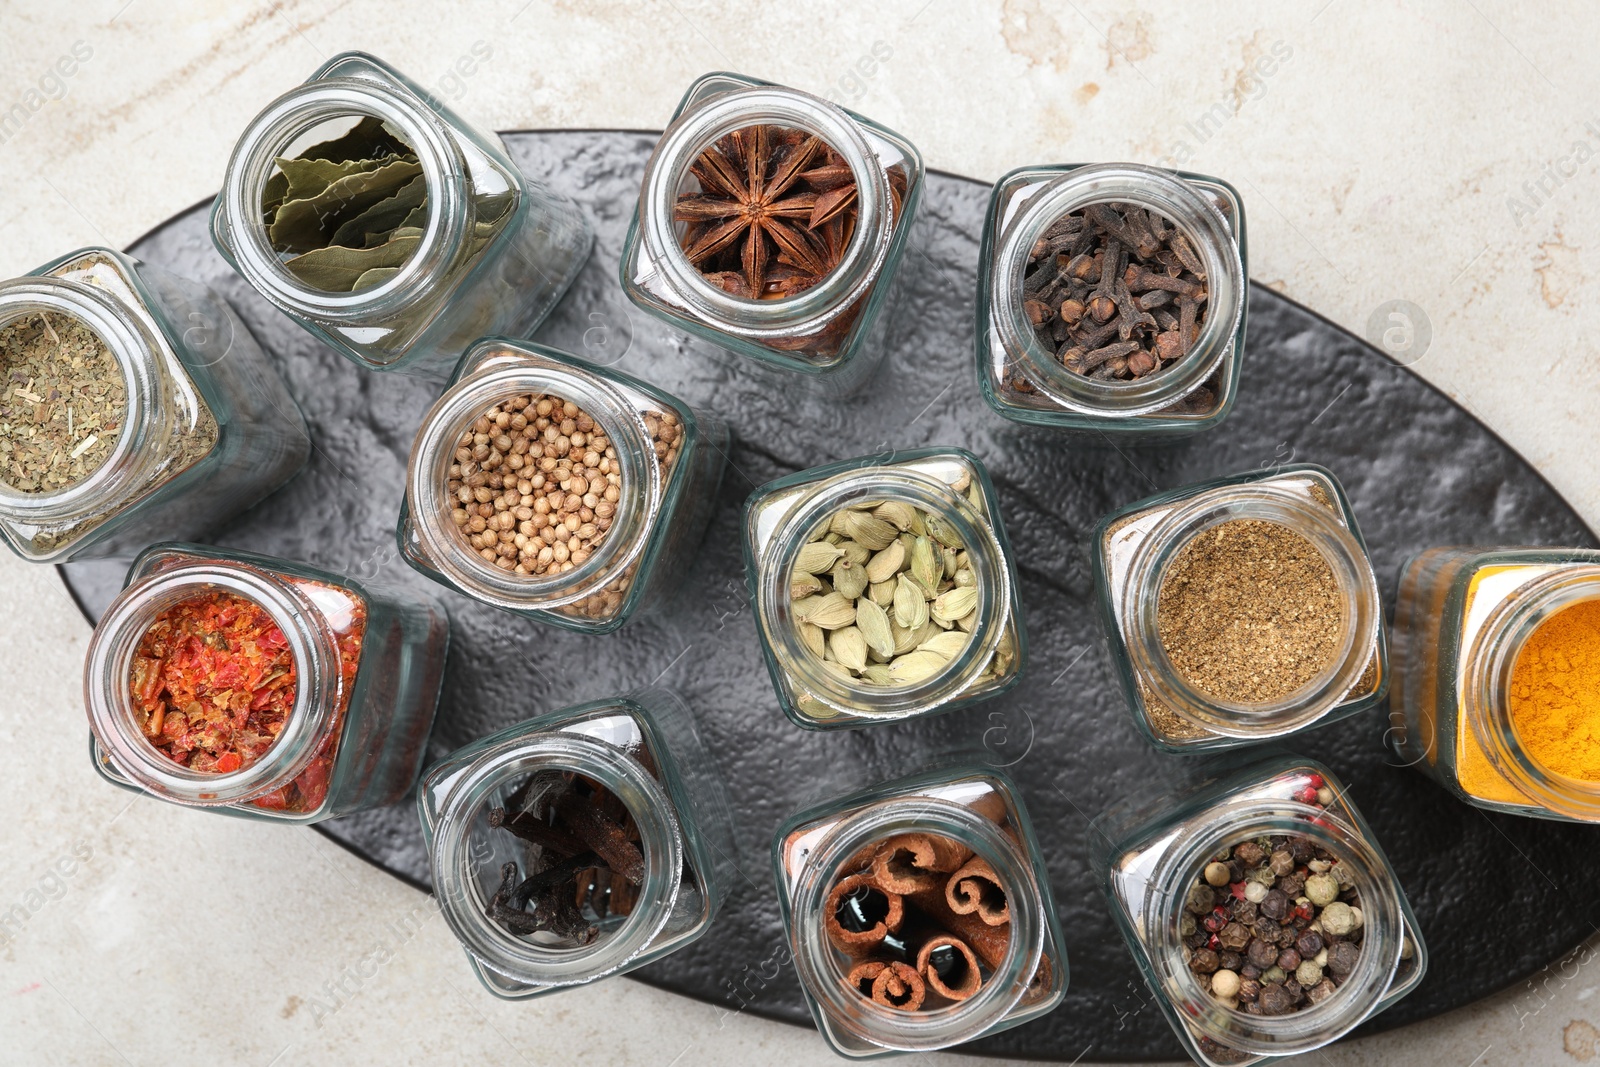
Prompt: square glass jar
<box><xmin>743</xmin><ymin>447</ymin><xmax>1026</xmax><ymax>730</ymax></box>
<box><xmin>211</xmin><ymin>51</ymin><xmax>592</xmax><ymax>377</ymax></box>
<box><xmin>1093</xmin><ymin>464</ymin><xmax>1385</xmax><ymax>752</ymax></box>
<box><xmin>417</xmin><ymin>689</ymin><xmax>733</xmax><ymax>999</ymax></box>
<box><xmin>0</xmin><ymin>248</ymin><xmax>308</xmax><ymax>561</ymax></box>
<box><xmin>773</xmin><ymin>765</ymin><xmax>1067</xmax><ymax>1057</ymax></box>
<box><xmin>976</xmin><ymin>163</ymin><xmax>1247</xmax><ymax>435</ymax></box>
<box><xmin>397</xmin><ymin>338</ymin><xmax>726</xmax><ymax>634</ymax></box>
<box><xmin>85</xmin><ymin>542</ymin><xmax>448</xmax><ymax>823</ymax></box>
<box><xmin>1092</xmin><ymin>755</ymin><xmax>1427</xmax><ymax>1067</ymax></box>
<box><xmin>1390</xmin><ymin>546</ymin><xmax>1600</xmax><ymax>822</ymax></box>
<box><xmin>620</xmin><ymin>71</ymin><xmax>924</xmax><ymax>394</ymax></box>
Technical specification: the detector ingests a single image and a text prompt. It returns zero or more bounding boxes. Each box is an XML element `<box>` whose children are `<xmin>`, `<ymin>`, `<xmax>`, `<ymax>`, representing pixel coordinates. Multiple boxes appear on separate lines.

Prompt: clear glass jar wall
<box><xmin>1093</xmin><ymin>465</ymin><xmax>1385</xmax><ymax>752</ymax></box>
<box><xmin>621</xmin><ymin>71</ymin><xmax>924</xmax><ymax>394</ymax></box>
<box><xmin>744</xmin><ymin>447</ymin><xmax>1026</xmax><ymax>729</ymax></box>
<box><xmin>212</xmin><ymin>51</ymin><xmax>592</xmax><ymax>377</ymax></box>
<box><xmin>398</xmin><ymin>338</ymin><xmax>726</xmax><ymax>634</ymax></box>
<box><xmin>1390</xmin><ymin>546</ymin><xmax>1600</xmax><ymax>822</ymax></box>
<box><xmin>1092</xmin><ymin>756</ymin><xmax>1427</xmax><ymax>1066</ymax></box>
<box><xmin>418</xmin><ymin>689</ymin><xmax>733</xmax><ymax>998</ymax></box>
<box><xmin>0</xmin><ymin>248</ymin><xmax>308</xmax><ymax>562</ymax></box>
<box><xmin>976</xmin><ymin>163</ymin><xmax>1247</xmax><ymax>435</ymax></box>
<box><xmin>84</xmin><ymin>542</ymin><xmax>448</xmax><ymax>824</ymax></box>
<box><xmin>773</xmin><ymin>765</ymin><xmax>1066</xmax><ymax>1057</ymax></box>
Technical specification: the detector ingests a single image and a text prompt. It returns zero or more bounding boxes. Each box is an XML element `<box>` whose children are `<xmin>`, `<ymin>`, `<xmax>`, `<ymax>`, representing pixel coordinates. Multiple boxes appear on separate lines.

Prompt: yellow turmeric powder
<box><xmin>1508</xmin><ymin>598</ymin><xmax>1600</xmax><ymax>782</ymax></box>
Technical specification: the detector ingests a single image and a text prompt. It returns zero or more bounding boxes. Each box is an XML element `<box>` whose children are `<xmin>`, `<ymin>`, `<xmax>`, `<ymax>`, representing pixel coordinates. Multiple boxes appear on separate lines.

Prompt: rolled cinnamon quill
<box><xmin>916</xmin><ymin>934</ymin><xmax>983</xmax><ymax>1001</ymax></box>
<box><xmin>908</xmin><ymin>884</ymin><xmax>1010</xmax><ymax>971</ymax></box>
<box><xmin>825</xmin><ymin>872</ymin><xmax>905</xmax><ymax>958</ymax></box>
<box><xmin>870</xmin><ymin>833</ymin><xmax>974</xmax><ymax>894</ymax></box>
<box><xmin>945</xmin><ymin>856</ymin><xmax>1010</xmax><ymax>926</ymax></box>
<box><xmin>846</xmin><ymin>960</ymin><xmax>927</xmax><ymax>1010</ymax></box>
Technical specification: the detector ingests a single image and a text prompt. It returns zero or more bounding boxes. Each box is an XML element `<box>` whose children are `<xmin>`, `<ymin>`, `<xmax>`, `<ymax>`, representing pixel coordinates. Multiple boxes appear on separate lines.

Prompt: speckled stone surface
<box><xmin>7</xmin><ymin>6</ymin><xmax>1600</xmax><ymax>1065</ymax></box>
<box><xmin>58</xmin><ymin>131</ymin><xmax>1600</xmax><ymax>1060</ymax></box>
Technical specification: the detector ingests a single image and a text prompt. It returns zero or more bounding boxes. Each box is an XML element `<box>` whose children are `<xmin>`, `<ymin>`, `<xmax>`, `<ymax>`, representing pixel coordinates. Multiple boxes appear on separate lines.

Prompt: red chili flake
<box><xmin>1206</xmin><ymin>934</ymin><xmax>1221</xmax><ymax>951</ymax></box>
<box><xmin>130</xmin><ymin>583</ymin><xmax>367</xmax><ymax>815</ymax></box>
<box><xmin>1229</xmin><ymin>881</ymin><xmax>1247</xmax><ymax>900</ymax></box>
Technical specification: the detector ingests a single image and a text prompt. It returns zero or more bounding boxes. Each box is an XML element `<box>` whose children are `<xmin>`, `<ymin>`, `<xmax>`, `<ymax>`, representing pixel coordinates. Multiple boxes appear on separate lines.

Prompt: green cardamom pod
<box><xmin>869</xmin><ymin>580</ymin><xmax>897</xmax><ymax>608</ymax></box>
<box><xmin>871</xmin><ymin>500</ymin><xmax>916</xmax><ymax>532</ymax></box>
<box><xmin>859</xmin><ymin>664</ymin><xmax>895</xmax><ymax>686</ymax></box>
<box><xmin>796</xmin><ymin>541</ymin><xmax>844</xmax><ymax>574</ymax></box>
<box><xmin>894</xmin><ymin>576</ymin><xmax>929</xmax><ymax>630</ymax></box>
<box><xmin>924</xmin><ymin>512</ymin><xmax>964</xmax><ymax>550</ymax></box>
<box><xmin>837</xmin><ymin>539</ymin><xmax>870</xmax><ymax>565</ymax></box>
<box><xmin>932</xmin><ymin>586</ymin><xmax>979</xmax><ymax>624</ymax></box>
<box><xmin>888</xmin><ymin>650</ymin><xmax>949</xmax><ymax>685</ymax></box>
<box><xmin>803</xmin><ymin>591</ymin><xmax>856</xmax><ymax>630</ymax></box>
<box><xmin>891</xmin><ymin>620</ymin><xmax>921</xmax><ymax>656</ymax></box>
<box><xmin>790</xmin><ymin>570</ymin><xmax>824</xmax><ymax>599</ymax></box>
<box><xmin>828</xmin><ymin>626</ymin><xmax>869</xmax><ymax>673</ymax></box>
<box><xmin>918</xmin><ymin>630</ymin><xmax>971</xmax><ymax>659</ymax></box>
<box><xmin>957</xmin><ymin>609</ymin><xmax>979</xmax><ymax>633</ymax></box>
<box><xmin>954</xmin><ymin>567</ymin><xmax>976</xmax><ymax>588</ymax></box>
<box><xmin>910</xmin><ymin>536</ymin><xmax>941</xmax><ymax>595</ymax></box>
<box><xmin>855</xmin><ymin>598</ymin><xmax>895</xmax><ymax>661</ymax></box>
<box><xmin>831</xmin><ymin>559</ymin><xmax>868</xmax><ymax>600</ymax></box>
<box><xmin>864</xmin><ymin>540</ymin><xmax>905</xmax><ymax>584</ymax></box>
<box><xmin>798</xmin><ymin>620</ymin><xmax>826</xmax><ymax>658</ymax></box>
<box><xmin>843</xmin><ymin>510</ymin><xmax>899</xmax><ymax>551</ymax></box>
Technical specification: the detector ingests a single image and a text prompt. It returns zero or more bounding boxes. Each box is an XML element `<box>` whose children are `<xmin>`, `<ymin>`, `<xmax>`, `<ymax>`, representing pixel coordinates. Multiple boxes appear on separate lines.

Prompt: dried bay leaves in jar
<box><xmin>262</xmin><ymin>116</ymin><xmax>429</xmax><ymax>293</ymax></box>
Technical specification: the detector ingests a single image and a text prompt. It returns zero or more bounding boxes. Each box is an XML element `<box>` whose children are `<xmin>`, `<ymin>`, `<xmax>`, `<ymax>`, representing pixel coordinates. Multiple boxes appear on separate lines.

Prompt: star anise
<box><xmin>676</xmin><ymin>125</ymin><xmax>876</xmax><ymax>299</ymax></box>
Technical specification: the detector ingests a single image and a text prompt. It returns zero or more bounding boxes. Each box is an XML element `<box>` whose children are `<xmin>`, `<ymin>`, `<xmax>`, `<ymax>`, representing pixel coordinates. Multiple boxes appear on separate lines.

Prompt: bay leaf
<box><xmin>269</xmin><ymin>158</ymin><xmax>423</xmax><ymax>254</ymax></box>
<box><xmin>328</xmin><ymin>173</ymin><xmax>428</xmax><ymax>248</ymax></box>
<box><xmin>282</xmin><ymin>235</ymin><xmax>421</xmax><ymax>292</ymax></box>
<box><xmin>275</xmin><ymin>156</ymin><xmax>374</xmax><ymax>204</ymax></box>
<box><xmin>300</xmin><ymin>115</ymin><xmax>412</xmax><ymax>165</ymax></box>
<box><xmin>350</xmin><ymin>266</ymin><xmax>402</xmax><ymax>291</ymax></box>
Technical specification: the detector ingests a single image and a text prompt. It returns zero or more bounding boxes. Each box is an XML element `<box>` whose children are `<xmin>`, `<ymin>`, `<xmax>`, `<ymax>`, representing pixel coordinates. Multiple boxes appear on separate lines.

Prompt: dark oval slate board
<box><xmin>60</xmin><ymin>131</ymin><xmax>1600</xmax><ymax>1062</ymax></box>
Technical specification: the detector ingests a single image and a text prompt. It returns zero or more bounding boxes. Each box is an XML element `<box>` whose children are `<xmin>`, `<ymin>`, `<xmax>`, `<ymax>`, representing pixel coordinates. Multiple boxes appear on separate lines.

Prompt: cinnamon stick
<box><xmin>870</xmin><ymin>833</ymin><xmax>973</xmax><ymax>894</ymax></box>
<box><xmin>846</xmin><ymin>960</ymin><xmax>927</xmax><ymax>1011</ymax></box>
<box><xmin>916</xmin><ymin>935</ymin><xmax>983</xmax><ymax>1001</ymax></box>
<box><xmin>907</xmin><ymin>885</ymin><xmax>1010</xmax><ymax>971</ymax></box>
<box><xmin>945</xmin><ymin>856</ymin><xmax>1010</xmax><ymax>926</ymax></box>
<box><xmin>824</xmin><ymin>872</ymin><xmax>905</xmax><ymax>958</ymax></box>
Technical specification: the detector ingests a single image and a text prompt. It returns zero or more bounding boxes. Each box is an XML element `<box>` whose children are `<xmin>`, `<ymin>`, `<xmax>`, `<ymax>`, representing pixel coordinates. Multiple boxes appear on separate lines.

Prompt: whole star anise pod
<box><xmin>675</xmin><ymin>125</ymin><xmax>873</xmax><ymax>300</ymax></box>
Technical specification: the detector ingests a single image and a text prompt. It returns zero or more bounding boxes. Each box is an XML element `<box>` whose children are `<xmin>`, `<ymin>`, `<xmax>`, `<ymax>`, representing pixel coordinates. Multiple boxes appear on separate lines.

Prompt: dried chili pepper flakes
<box><xmin>129</xmin><ymin>584</ymin><xmax>367</xmax><ymax>814</ymax></box>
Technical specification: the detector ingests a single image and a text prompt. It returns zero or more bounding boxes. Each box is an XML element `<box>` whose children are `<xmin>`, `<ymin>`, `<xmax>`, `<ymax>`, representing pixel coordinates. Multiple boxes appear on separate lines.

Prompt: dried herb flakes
<box><xmin>0</xmin><ymin>311</ymin><xmax>126</xmax><ymax>493</ymax></box>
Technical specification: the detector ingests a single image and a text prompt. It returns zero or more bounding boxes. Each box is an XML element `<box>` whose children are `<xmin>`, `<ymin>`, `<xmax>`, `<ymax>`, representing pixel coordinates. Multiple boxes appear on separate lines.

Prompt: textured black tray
<box><xmin>61</xmin><ymin>131</ymin><xmax>1600</xmax><ymax>1062</ymax></box>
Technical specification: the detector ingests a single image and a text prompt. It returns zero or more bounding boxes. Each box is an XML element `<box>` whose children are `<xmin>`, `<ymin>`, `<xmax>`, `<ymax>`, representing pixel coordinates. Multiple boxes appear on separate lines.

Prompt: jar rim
<box><xmin>406</xmin><ymin>361</ymin><xmax>660</xmax><ymax>610</ymax></box>
<box><xmin>217</xmin><ymin>77</ymin><xmax>467</xmax><ymax>319</ymax></box>
<box><xmin>428</xmin><ymin>730</ymin><xmax>684</xmax><ymax>988</ymax></box>
<box><xmin>638</xmin><ymin>85</ymin><xmax>893</xmax><ymax>343</ymax></box>
<box><xmin>789</xmin><ymin>796</ymin><xmax>1042</xmax><ymax>1051</ymax></box>
<box><xmin>757</xmin><ymin>468</ymin><xmax>1011</xmax><ymax>721</ymax></box>
<box><xmin>1124</xmin><ymin>486</ymin><xmax>1378</xmax><ymax>737</ymax></box>
<box><xmin>1152</xmin><ymin>800</ymin><xmax>1404</xmax><ymax>1056</ymax></box>
<box><xmin>1470</xmin><ymin>566</ymin><xmax>1600</xmax><ymax>819</ymax></box>
<box><xmin>83</xmin><ymin>561</ymin><xmax>340</xmax><ymax>806</ymax></box>
<box><xmin>0</xmin><ymin>276</ymin><xmax>155</xmax><ymax>518</ymax></box>
<box><xmin>992</xmin><ymin>163</ymin><xmax>1243</xmax><ymax>417</ymax></box>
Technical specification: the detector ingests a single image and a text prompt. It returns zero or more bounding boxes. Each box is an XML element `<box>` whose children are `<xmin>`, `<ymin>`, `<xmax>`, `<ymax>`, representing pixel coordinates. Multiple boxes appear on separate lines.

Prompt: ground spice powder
<box><xmin>1508</xmin><ymin>598</ymin><xmax>1600</xmax><ymax>782</ymax></box>
<box><xmin>1157</xmin><ymin>518</ymin><xmax>1342</xmax><ymax>703</ymax></box>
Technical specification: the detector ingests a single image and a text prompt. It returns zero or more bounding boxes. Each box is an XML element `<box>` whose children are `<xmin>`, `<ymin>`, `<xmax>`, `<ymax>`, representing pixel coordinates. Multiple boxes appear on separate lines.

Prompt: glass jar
<box><xmin>84</xmin><ymin>542</ymin><xmax>448</xmax><ymax>823</ymax></box>
<box><xmin>211</xmin><ymin>51</ymin><xmax>592</xmax><ymax>377</ymax></box>
<box><xmin>0</xmin><ymin>248</ymin><xmax>307</xmax><ymax>562</ymax></box>
<box><xmin>1390</xmin><ymin>547</ymin><xmax>1600</xmax><ymax>822</ymax></box>
<box><xmin>398</xmin><ymin>338</ymin><xmax>726</xmax><ymax>633</ymax></box>
<box><xmin>621</xmin><ymin>71</ymin><xmax>924</xmax><ymax>394</ymax></box>
<box><xmin>773</xmin><ymin>765</ymin><xmax>1066</xmax><ymax>1057</ymax></box>
<box><xmin>418</xmin><ymin>689</ymin><xmax>733</xmax><ymax>999</ymax></box>
<box><xmin>1093</xmin><ymin>464</ymin><xmax>1384</xmax><ymax>752</ymax></box>
<box><xmin>744</xmin><ymin>448</ymin><xmax>1026</xmax><ymax>729</ymax></box>
<box><xmin>977</xmin><ymin>163</ymin><xmax>1247</xmax><ymax>435</ymax></box>
<box><xmin>1092</xmin><ymin>756</ymin><xmax>1427</xmax><ymax>1067</ymax></box>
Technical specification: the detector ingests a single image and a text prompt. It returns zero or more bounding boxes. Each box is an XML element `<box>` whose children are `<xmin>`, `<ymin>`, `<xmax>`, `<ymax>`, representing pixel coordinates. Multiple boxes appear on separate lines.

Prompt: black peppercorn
<box><xmin>1190</xmin><ymin>948</ymin><xmax>1221</xmax><ymax>974</ymax></box>
<box><xmin>1220</xmin><ymin>921</ymin><xmax>1252</xmax><ymax>951</ymax></box>
<box><xmin>1276</xmin><ymin>948</ymin><xmax>1301</xmax><ymax>971</ymax></box>
<box><xmin>1296</xmin><ymin>930</ymin><xmax>1324</xmax><ymax>958</ymax></box>
<box><xmin>1237</xmin><ymin>977</ymin><xmax>1261</xmax><ymax>1002</ymax></box>
<box><xmin>1283</xmin><ymin>977</ymin><xmax>1304</xmax><ymax>1001</ymax></box>
<box><xmin>1234</xmin><ymin>841</ymin><xmax>1267</xmax><ymax>867</ymax></box>
<box><xmin>1219</xmin><ymin>950</ymin><xmax>1243</xmax><ymax>972</ymax></box>
<box><xmin>1241</xmin><ymin>962</ymin><xmax>1262</xmax><ymax>980</ymax></box>
<box><xmin>1269</xmin><ymin>850</ymin><xmax>1295</xmax><ymax>877</ymax></box>
<box><xmin>1234</xmin><ymin>900</ymin><xmax>1258</xmax><ymax>925</ymax></box>
<box><xmin>1278</xmin><ymin>873</ymin><xmax>1305</xmax><ymax>898</ymax></box>
<box><xmin>1246</xmin><ymin>937</ymin><xmax>1278</xmax><ymax>970</ymax></box>
<box><xmin>1258</xmin><ymin>984</ymin><xmax>1295</xmax><ymax>1015</ymax></box>
<box><xmin>1307</xmin><ymin>977</ymin><xmax>1339</xmax><ymax>1004</ymax></box>
<box><xmin>1327</xmin><ymin>940</ymin><xmax>1361</xmax><ymax>978</ymax></box>
<box><xmin>1260</xmin><ymin>888</ymin><xmax>1290</xmax><ymax>922</ymax></box>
